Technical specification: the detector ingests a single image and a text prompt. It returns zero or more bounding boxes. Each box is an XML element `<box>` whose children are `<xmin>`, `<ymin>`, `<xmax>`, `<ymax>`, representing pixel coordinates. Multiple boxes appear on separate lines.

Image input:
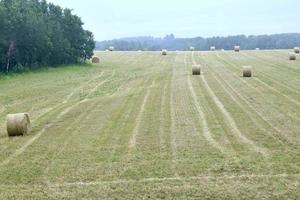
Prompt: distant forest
<box><xmin>0</xmin><ymin>0</ymin><xmax>95</xmax><ymax>73</ymax></box>
<box><xmin>96</xmin><ymin>33</ymin><xmax>300</xmax><ymax>51</ymax></box>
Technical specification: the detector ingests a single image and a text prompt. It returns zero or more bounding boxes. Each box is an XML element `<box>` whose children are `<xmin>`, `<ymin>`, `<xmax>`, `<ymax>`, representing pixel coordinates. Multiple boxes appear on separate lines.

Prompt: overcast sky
<box><xmin>48</xmin><ymin>0</ymin><xmax>300</xmax><ymax>41</ymax></box>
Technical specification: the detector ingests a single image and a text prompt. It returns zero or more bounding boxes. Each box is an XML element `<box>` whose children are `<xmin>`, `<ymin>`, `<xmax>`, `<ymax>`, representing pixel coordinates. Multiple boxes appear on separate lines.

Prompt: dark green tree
<box><xmin>0</xmin><ymin>0</ymin><xmax>95</xmax><ymax>73</ymax></box>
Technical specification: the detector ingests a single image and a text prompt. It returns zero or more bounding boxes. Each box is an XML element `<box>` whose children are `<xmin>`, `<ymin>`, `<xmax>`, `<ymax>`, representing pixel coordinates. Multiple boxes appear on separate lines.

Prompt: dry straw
<box><xmin>7</xmin><ymin>113</ymin><xmax>31</xmax><ymax>137</ymax></box>
<box><xmin>92</xmin><ymin>56</ymin><xmax>100</xmax><ymax>63</ymax></box>
<box><xmin>162</xmin><ymin>49</ymin><xmax>167</xmax><ymax>55</ymax></box>
<box><xmin>234</xmin><ymin>46</ymin><xmax>240</xmax><ymax>52</ymax></box>
<box><xmin>289</xmin><ymin>53</ymin><xmax>296</xmax><ymax>60</ymax></box>
<box><xmin>210</xmin><ymin>46</ymin><xmax>216</xmax><ymax>51</ymax></box>
<box><xmin>243</xmin><ymin>66</ymin><xmax>252</xmax><ymax>77</ymax></box>
<box><xmin>192</xmin><ymin>65</ymin><xmax>201</xmax><ymax>75</ymax></box>
<box><xmin>294</xmin><ymin>47</ymin><xmax>300</xmax><ymax>54</ymax></box>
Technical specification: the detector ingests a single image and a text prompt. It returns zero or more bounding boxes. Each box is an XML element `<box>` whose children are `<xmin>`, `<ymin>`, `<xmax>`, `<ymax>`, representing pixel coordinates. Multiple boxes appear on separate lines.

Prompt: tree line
<box><xmin>0</xmin><ymin>0</ymin><xmax>95</xmax><ymax>73</ymax></box>
<box><xmin>96</xmin><ymin>33</ymin><xmax>300</xmax><ymax>51</ymax></box>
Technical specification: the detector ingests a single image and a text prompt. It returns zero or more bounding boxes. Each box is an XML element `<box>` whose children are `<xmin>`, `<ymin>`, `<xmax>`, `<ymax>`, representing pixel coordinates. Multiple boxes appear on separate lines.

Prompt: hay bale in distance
<box><xmin>210</xmin><ymin>46</ymin><xmax>216</xmax><ymax>51</ymax></box>
<box><xmin>162</xmin><ymin>49</ymin><xmax>167</xmax><ymax>55</ymax></box>
<box><xmin>192</xmin><ymin>65</ymin><xmax>201</xmax><ymax>75</ymax></box>
<box><xmin>242</xmin><ymin>66</ymin><xmax>252</xmax><ymax>77</ymax></box>
<box><xmin>92</xmin><ymin>56</ymin><xmax>100</xmax><ymax>63</ymax></box>
<box><xmin>7</xmin><ymin>113</ymin><xmax>31</xmax><ymax>137</ymax></box>
<box><xmin>109</xmin><ymin>46</ymin><xmax>114</xmax><ymax>51</ymax></box>
<box><xmin>255</xmin><ymin>48</ymin><xmax>260</xmax><ymax>50</ymax></box>
<box><xmin>234</xmin><ymin>46</ymin><xmax>240</xmax><ymax>52</ymax></box>
<box><xmin>294</xmin><ymin>47</ymin><xmax>300</xmax><ymax>54</ymax></box>
<box><xmin>190</xmin><ymin>46</ymin><xmax>195</xmax><ymax>51</ymax></box>
<box><xmin>289</xmin><ymin>53</ymin><xmax>296</xmax><ymax>60</ymax></box>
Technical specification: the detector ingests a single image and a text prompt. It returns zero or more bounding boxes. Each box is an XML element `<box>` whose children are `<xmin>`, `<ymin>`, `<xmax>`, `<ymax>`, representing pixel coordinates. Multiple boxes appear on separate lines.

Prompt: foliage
<box><xmin>0</xmin><ymin>0</ymin><xmax>95</xmax><ymax>73</ymax></box>
<box><xmin>96</xmin><ymin>33</ymin><xmax>300</xmax><ymax>51</ymax></box>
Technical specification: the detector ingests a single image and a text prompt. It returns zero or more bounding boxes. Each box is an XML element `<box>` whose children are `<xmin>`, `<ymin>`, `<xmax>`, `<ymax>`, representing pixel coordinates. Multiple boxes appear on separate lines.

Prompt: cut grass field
<box><xmin>0</xmin><ymin>50</ymin><xmax>299</xmax><ymax>199</ymax></box>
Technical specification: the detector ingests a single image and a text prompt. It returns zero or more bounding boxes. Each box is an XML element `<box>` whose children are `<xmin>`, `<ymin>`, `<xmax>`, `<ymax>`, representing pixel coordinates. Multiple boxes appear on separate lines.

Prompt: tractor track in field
<box><xmin>244</xmin><ymin>51</ymin><xmax>300</xmax><ymax>75</ymax></box>
<box><xmin>215</xmin><ymin>52</ymin><xmax>300</xmax><ymax>120</ymax></box>
<box><xmin>158</xmin><ymin>79</ymin><xmax>168</xmax><ymax>153</ymax></box>
<box><xmin>239</xmin><ymin>53</ymin><xmax>300</xmax><ymax>92</ymax></box>
<box><xmin>84</xmin><ymin>70</ymin><xmax>116</xmax><ymax>100</ymax></box>
<box><xmin>185</xmin><ymin>53</ymin><xmax>226</xmax><ymax>153</ymax></box>
<box><xmin>63</xmin><ymin>71</ymin><xmax>105</xmax><ymax>104</ymax></box>
<box><xmin>170</xmin><ymin>54</ymin><xmax>180</xmax><ymax>178</ymax></box>
<box><xmin>128</xmin><ymin>79</ymin><xmax>156</xmax><ymax>150</ymax></box>
<box><xmin>20</xmin><ymin>173</ymin><xmax>299</xmax><ymax>188</ymax></box>
<box><xmin>204</xmin><ymin>60</ymin><xmax>284</xmax><ymax>144</ymax></box>
<box><xmin>42</xmin><ymin>98</ymin><xmax>107</xmax><ymax>184</ymax></box>
<box><xmin>0</xmin><ymin>71</ymin><xmax>116</xmax><ymax>167</ymax></box>
<box><xmin>253</xmin><ymin>77</ymin><xmax>300</xmax><ymax>107</ymax></box>
<box><xmin>203</xmin><ymin>52</ymin><xmax>300</xmax><ymax>144</ymax></box>
<box><xmin>193</xmin><ymin>53</ymin><xmax>268</xmax><ymax>157</ymax></box>
<box><xmin>199</xmin><ymin>53</ymin><xmax>287</xmax><ymax>145</ymax></box>
<box><xmin>217</xmin><ymin>53</ymin><xmax>300</xmax><ymax>107</ymax></box>
<box><xmin>158</xmin><ymin>58</ymin><xmax>171</xmax><ymax>155</ymax></box>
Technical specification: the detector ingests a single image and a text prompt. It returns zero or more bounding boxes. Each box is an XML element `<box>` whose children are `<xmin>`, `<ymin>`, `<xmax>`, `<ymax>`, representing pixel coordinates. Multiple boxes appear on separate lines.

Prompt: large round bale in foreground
<box><xmin>92</xmin><ymin>56</ymin><xmax>100</xmax><ymax>63</ymax></box>
<box><xmin>210</xmin><ymin>46</ymin><xmax>216</xmax><ymax>51</ymax></box>
<box><xmin>162</xmin><ymin>49</ymin><xmax>167</xmax><ymax>55</ymax></box>
<box><xmin>294</xmin><ymin>47</ymin><xmax>300</xmax><ymax>54</ymax></box>
<box><xmin>109</xmin><ymin>46</ymin><xmax>114</xmax><ymax>51</ymax></box>
<box><xmin>234</xmin><ymin>46</ymin><xmax>240</xmax><ymax>52</ymax></box>
<box><xmin>7</xmin><ymin>113</ymin><xmax>31</xmax><ymax>137</ymax></box>
<box><xmin>242</xmin><ymin>66</ymin><xmax>252</xmax><ymax>77</ymax></box>
<box><xmin>192</xmin><ymin>65</ymin><xmax>201</xmax><ymax>75</ymax></box>
<box><xmin>289</xmin><ymin>53</ymin><xmax>296</xmax><ymax>60</ymax></box>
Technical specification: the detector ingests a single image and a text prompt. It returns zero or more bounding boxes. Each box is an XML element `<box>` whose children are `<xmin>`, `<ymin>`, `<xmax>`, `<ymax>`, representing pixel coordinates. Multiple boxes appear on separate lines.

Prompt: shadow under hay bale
<box><xmin>243</xmin><ymin>66</ymin><xmax>252</xmax><ymax>77</ymax></box>
<box><xmin>289</xmin><ymin>53</ymin><xmax>296</xmax><ymax>60</ymax></box>
<box><xmin>7</xmin><ymin>113</ymin><xmax>31</xmax><ymax>137</ymax></box>
<box><xmin>192</xmin><ymin>65</ymin><xmax>201</xmax><ymax>75</ymax></box>
<box><xmin>92</xmin><ymin>56</ymin><xmax>100</xmax><ymax>63</ymax></box>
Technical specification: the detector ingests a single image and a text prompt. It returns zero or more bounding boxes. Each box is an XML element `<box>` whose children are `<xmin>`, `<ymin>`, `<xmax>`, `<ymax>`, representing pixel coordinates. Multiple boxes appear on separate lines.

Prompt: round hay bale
<box><xmin>234</xmin><ymin>46</ymin><xmax>240</xmax><ymax>52</ymax></box>
<box><xmin>190</xmin><ymin>46</ymin><xmax>195</xmax><ymax>51</ymax></box>
<box><xmin>109</xmin><ymin>46</ymin><xmax>114</xmax><ymax>51</ymax></box>
<box><xmin>162</xmin><ymin>49</ymin><xmax>167</xmax><ymax>55</ymax></box>
<box><xmin>243</xmin><ymin>66</ymin><xmax>252</xmax><ymax>77</ymax></box>
<box><xmin>105</xmin><ymin>49</ymin><xmax>109</xmax><ymax>52</ymax></box>
<box><xmin>210</xmin><ymin>46</ymin><xmax>216</xmax><ymax>51</ymax></box>
<box><xmin>294</xmin><ymin>47</ymin><xmax>300</xmax><ymax>54</ymax></box>
<box><xmin>255</xmin><ymin>48</ymin><xmax>260</xmax><ymax>50</ymax></box>
<box><xmin>221</xmin><ymin>49</ymin><xmax>225</xmax><ymax>51</ymax></box>
<box><xmin>192</xmin><ymin>65</ymin><xmax>201</xmax><ymax>75</ymax></box>
<box><xmin>289</xmin><ymin>53</ymin><xmax>296</xmax><ymax>60</ymax></box>
<box><xmin>92</xmin><ymin>56</ymin><xmax>100</xmax><ymax>63</ymax></box>
<box><xmin>7</xmin><ymin>113</ymin><xmax>31</xmax><ymax>137</ymax></box>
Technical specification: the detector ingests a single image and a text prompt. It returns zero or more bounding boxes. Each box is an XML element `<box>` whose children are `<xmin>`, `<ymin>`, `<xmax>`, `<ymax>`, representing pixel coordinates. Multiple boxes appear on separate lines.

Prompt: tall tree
<box><xmin>0</xmin><ymin>0</ymin><xmax>95</xmax><ymax>73</ymax></box>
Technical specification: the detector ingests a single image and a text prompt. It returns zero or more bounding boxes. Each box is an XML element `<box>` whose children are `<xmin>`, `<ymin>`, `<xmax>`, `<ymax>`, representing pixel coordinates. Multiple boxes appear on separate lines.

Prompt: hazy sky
<box><xmin>48</xmin><ymin>0</ymin><xmax>300</xmax><ymax>41</ymax></box>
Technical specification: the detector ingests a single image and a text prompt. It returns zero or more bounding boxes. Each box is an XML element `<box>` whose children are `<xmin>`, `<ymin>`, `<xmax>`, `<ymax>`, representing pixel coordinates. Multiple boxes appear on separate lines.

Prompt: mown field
<box><xmin>0</xmin><ymin>50</ymin><xmax>299</xmax><ymax>199</ymax></box>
